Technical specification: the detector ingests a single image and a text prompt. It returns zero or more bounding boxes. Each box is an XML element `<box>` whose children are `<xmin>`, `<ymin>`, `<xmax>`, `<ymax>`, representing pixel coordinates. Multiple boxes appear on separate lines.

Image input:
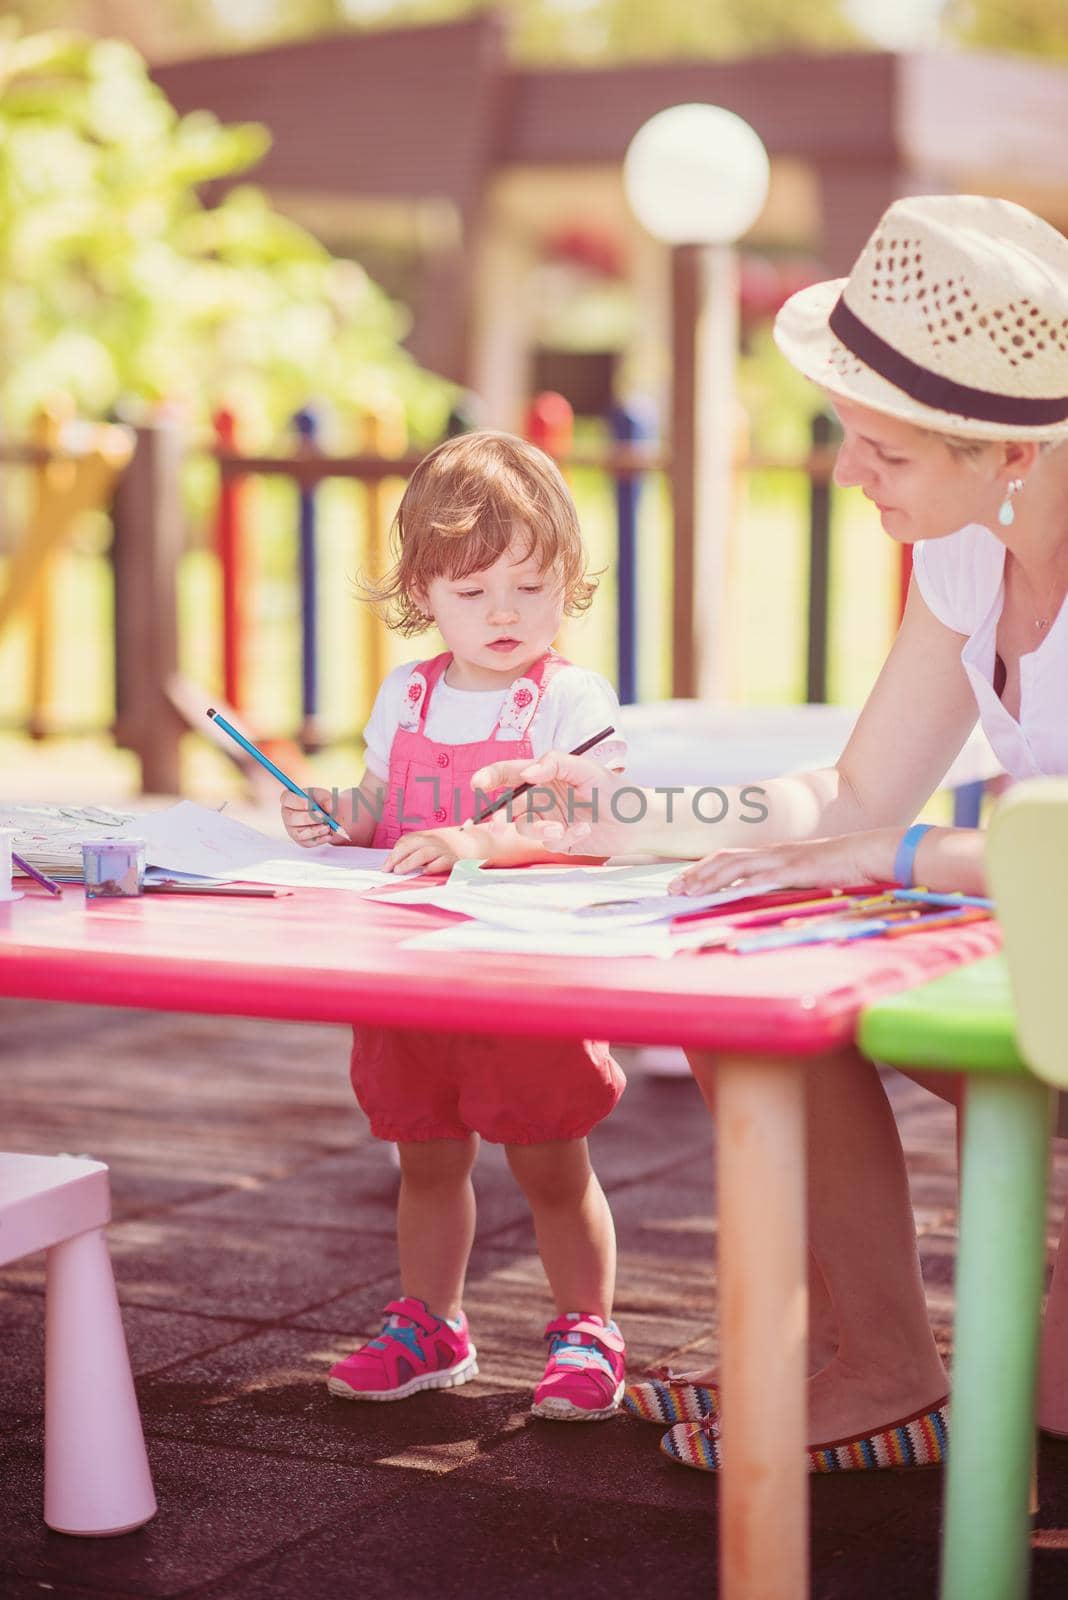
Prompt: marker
<box><xmin>471</xmin><ymin>726</ymin><xmax>617</xmax><ymax>824</ymax></box>
<box><xmin>206</xmin><ymin>708</ymin><xmax>344</xmax><ymax>834</ymax></box>
<box><xmin>10</xmin><ymin>850</ymin><xmax>63</xmax><ymax>896</ymax></box>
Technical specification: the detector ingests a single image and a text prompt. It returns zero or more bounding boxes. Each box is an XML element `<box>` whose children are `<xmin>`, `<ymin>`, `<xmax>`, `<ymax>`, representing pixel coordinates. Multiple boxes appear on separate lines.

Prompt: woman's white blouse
<box><xmin>912</xmin><ymin>522</ymin><xmax>1068</xmax><ymax>781</ymax></box>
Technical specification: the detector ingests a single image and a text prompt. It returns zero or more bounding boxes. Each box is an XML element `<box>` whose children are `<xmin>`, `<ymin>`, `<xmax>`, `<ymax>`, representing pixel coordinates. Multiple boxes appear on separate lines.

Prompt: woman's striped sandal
<box><xmin>660</xmin><ymin>1397</ymin><xmax>950</xmax><ymax>1473</ymax></box>
<box><xmin>622</xmin><ymin>1368</ymin><xmax>720</xmax><ymax>1425</ymax></box>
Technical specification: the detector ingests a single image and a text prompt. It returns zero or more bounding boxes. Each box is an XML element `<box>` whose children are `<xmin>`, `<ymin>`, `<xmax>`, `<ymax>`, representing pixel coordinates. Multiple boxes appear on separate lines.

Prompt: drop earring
<box><xmin>998</xmin><ymin>477</ymin><xmax>1024</xmax><ymax>527</ymax></box>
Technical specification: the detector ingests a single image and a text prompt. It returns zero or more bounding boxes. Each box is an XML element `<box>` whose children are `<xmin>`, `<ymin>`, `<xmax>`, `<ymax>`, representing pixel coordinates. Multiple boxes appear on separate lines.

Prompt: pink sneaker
<box><xmin>327</xmin><ymin>1296</ymin><xmax>478</xmax><ymax>1402</ymax></box>
<box><xmin>531</xmin><ymin>1312</ymin><xmax>626</xmax><ymax>1421</ymax></box>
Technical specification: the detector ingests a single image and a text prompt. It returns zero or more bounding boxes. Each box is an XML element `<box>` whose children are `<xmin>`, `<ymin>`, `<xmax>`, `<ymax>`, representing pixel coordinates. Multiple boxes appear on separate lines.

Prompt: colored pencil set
<box><xmin>716</xmin><ymin>888</ymin><xmax>993</xmax><ymax>955</ymax></box>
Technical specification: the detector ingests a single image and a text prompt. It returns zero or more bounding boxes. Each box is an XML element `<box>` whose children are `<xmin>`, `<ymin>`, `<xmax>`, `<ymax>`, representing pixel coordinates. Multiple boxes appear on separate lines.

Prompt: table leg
<box><xmin>716</xmin><ymin>1054</ymin><xmax>809</xmax><ymax>1600</ymax></box>
<box><xmin>940</xmin><ymin>1075</ymin><xmax>1052</xmax><ymax>1600</ymax></box>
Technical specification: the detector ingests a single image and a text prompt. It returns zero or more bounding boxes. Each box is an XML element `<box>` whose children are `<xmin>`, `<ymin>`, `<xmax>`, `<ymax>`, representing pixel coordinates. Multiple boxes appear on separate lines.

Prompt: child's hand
<box><xmin>280</xmin><ymin>787</ymin><xmax>347</xmax><ymax>848</ymax></box>
<box><xmin>383</xmin><ymin>827</ymin><xmax>472</xmax><ymax>876</ymax></box>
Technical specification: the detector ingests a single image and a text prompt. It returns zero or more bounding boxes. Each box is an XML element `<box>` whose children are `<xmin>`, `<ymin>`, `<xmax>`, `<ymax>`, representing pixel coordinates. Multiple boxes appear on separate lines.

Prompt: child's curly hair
<box><xmin>365</xmin><ymin>430</ymin><xmax>598</xmax><ymax>636</ymax></box>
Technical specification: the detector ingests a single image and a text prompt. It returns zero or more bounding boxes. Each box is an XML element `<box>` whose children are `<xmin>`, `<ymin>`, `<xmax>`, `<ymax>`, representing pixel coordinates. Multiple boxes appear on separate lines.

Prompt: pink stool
<box><xmin>0</xmin><ymin>1153</ymin><xmax>157</xmax><ymax>1536</ymax></box>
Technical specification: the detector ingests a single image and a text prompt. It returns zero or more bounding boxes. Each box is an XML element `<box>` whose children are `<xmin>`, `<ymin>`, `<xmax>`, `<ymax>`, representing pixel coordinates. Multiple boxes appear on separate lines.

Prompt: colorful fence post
<box><xmin>361</xmin><ymin>398</ymin><xmax>408</xmax><ymax>712</ymax></box>
<box><xmin>0</xmin><ymin>407</ymin><xmax>131</xmax><ymax>749</ymax></box>
<box><xmin>213</xmin><ymin>408</ymin><xmax>250</xmax><ymax>711</ymax></box>
<box><xmin>608</xmin><ymin>400</ymin><xmax>654</xmax><ymax>705</ymax></box>
<box><xmin>292</xmin><ymin>406</ymin><xmax>322</xmax><ymax>748</ymax></box>
<box><xmin>524</xmin><ymin>391</ymin><xmax>574</xmax><ymax>459</ymax></box>
<box><xmin>26</xmin><ymin>402</ymin><xmax>72</xmax><ymax>738</ymax></box>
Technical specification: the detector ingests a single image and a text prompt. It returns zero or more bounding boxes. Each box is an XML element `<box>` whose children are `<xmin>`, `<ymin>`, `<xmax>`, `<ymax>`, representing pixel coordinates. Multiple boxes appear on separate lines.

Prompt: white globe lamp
<box><xmin>623</xmin><ymin>103</ymin><xmax>770</xmax><ymax>248</ymax></box>
<box><xmin>623</xmin><ymin>105</ymin><xmax>769</xmax><ymax>700</ymax></box>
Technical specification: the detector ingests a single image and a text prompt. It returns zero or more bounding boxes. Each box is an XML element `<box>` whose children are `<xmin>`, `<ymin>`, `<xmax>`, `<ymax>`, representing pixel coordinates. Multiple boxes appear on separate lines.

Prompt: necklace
<box><xmin>1015</xmin><ymin>557</ymin><xmax>1067</xmax><ymax>632</ymax></box>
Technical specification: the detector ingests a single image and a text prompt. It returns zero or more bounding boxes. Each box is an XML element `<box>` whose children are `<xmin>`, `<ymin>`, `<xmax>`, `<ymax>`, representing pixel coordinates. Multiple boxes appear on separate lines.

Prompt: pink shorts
<box><xmin>349</xmin><ymin>1026</ymin><xmax>624</xmax><ymax>1145</ymax></box>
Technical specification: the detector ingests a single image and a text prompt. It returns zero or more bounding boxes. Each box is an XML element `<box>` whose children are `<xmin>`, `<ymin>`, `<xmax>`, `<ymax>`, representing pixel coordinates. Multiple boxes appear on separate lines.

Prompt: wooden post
<box><xmin>609</xmin><ymin>400</ymin><xmax>654</xmax><ymax>706</ymax></box>
<box><xmin>671</xmin><ymin>244</ymin><xmax>738</xmax><ymax>702</ymax></box>
<box><xmin>112</xmin><ymin>420</ymin><xmax>185</xmax><ymax>794</ymax></box>
<box><xmin>806</xmin><ymin>413</ymin><xmax>833</xmax><ymax>704</ymax></box>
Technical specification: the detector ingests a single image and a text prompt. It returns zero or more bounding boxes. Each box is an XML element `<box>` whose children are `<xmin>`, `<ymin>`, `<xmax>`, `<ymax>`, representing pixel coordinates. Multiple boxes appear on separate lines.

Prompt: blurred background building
<box><xmin>13</xmin><ymin>1</ymin><xmax>1068</xmax><ymax>430</ymax></box>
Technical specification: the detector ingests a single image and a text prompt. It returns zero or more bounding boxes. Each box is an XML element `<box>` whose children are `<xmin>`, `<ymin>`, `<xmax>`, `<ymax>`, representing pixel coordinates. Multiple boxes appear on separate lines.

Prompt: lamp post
<box><xmin>623</xmin><ymin>104</ymin><xmax>769</xmax><ymax>701</ymax></box>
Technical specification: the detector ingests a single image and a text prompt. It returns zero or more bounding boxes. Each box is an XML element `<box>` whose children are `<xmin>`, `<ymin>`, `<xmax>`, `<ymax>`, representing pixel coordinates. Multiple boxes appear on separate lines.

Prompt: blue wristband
<box><xmin>894</xmin><ymin>823</ymin><xmax>934</xmax><ymax>887</ymax></box>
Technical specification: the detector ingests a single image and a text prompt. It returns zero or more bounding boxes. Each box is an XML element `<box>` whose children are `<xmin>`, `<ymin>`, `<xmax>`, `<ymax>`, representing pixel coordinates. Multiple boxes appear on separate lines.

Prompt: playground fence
<box><xmin>0</xmin><ymin>407</ymin><xmax>882</xmax><ymax>794</ymax></box>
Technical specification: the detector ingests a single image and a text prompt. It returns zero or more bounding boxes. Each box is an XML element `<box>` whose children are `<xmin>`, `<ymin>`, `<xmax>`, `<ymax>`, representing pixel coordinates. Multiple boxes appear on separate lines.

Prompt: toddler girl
<box><xmin>281</xmin><ymin>430</ymin><xmax>628</xmax><ymax>1420</ymax></box>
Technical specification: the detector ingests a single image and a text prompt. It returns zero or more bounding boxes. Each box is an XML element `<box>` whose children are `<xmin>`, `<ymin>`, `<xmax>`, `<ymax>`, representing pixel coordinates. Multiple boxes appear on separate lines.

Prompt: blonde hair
<box><xmin>365</xmin><ymin>430</ymin><xmax>597</xmax><ymax>637</ymax></box>
<box><xmin>932</xmin><ymin>430</ymin><xmax>1064</xmax><ymax>465</ymax></box>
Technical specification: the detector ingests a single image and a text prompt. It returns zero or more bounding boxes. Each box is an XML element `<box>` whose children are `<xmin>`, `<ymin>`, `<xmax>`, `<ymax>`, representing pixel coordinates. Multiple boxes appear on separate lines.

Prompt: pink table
<box><xmin>0</xmin><ymin>887</ymin><xmax>1001</xmax><ymax>1599</ymax></box>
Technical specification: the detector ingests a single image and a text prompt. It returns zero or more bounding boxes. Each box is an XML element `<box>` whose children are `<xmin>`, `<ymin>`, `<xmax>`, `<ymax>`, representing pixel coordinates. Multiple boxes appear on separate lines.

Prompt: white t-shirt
<box><xmin>912</xmin><ymin>522</ymin><xmax>1068</xmax><ymax>780</ymax></box>
<box><xmin>363</xmin><ymin>658</ymin><xmax>627</xmax><ymax>780</ymax></box>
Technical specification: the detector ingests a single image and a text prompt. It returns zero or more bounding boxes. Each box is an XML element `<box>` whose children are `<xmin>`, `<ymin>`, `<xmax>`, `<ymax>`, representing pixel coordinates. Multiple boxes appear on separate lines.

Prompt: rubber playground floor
<box><xmin>3</xmin><ymin>950</ymin><xmax>1068</xmax><ymax>1597</ymax></box>
<box><xmin>2</xmin><ymin>751</ymin><xmax>1067</xmax><ymax>1596</ymax></box>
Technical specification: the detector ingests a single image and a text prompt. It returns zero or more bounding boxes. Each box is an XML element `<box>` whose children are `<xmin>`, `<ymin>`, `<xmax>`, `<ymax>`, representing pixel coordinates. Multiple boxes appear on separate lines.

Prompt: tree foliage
<box><xmin>8</xmin><ymin>0</ymin><xmax>862</xmax><ymax>63</ymax></box>
<box><xmin>0</xmin><ymin>24</ymin><xmax>450</xmax><ymax>438</ymax></box>
<box><xmin>941</xmin><ymin>0</ymin><xmax>1068</xmax><ymax>63</ymax></box>
<box><xmin>510</xmin><ymin>0</ymin><xmax>860</xmax><ymax>62</ymax></box>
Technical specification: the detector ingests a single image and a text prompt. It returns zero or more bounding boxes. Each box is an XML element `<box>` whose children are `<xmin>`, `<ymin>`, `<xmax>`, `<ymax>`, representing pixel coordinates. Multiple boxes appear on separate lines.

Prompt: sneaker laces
<box><xmin>547</xmin><ymin>1316</ymin><xmax>620</xmax><ymax>1382</ymax></box>
<box><xmin>367</xmin><ymin>1312</ymin><xmax>424</xmax><ymax>1363</ymax></box>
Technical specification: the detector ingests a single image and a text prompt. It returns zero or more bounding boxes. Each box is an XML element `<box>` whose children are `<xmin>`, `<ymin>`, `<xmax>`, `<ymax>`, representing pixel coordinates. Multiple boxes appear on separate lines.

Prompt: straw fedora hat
<box><xmin>774</xmin><ymin>194</ymin><xmax>1068</xmax><ymax>441</ymax></box>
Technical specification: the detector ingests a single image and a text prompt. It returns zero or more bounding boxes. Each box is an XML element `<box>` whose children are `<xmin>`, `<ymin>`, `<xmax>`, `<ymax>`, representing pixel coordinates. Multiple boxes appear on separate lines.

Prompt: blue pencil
<box><xmin>206</xmin><ymin>708</ymin><xmax>344</xmax><ymax>834</ymax></box>
<box><xmin>891</xmin><ymin>889</ymin><xmax>994</xmax><ymax>910</ymax></box>
<box><xmin>733</xmin><ymin>915</ymin><xmax>901</xmax><ymax>954</ymax></box>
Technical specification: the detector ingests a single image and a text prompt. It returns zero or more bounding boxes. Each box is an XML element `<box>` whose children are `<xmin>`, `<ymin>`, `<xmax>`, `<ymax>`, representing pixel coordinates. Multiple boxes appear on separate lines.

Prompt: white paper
<box><xmin>130</xmin><ymin>802</ymin><xmax>397</xmax><ymax>888</ymax></box>
<box><xmin>375</xmin><ymin>857</ymin><xmax>774</xmax><ymax>929</ymax></box>
<box><xmin>232</xmin><ymin>854</ymin><xmax>400</xmax><ymax>891</ymax></box>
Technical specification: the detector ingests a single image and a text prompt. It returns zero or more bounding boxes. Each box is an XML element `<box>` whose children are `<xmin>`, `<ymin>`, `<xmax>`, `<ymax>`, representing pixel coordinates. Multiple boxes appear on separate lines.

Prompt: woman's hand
<box><xmin>669</xmin><ymin>829</ymin><xmax>900</xmax><ymax>896</ymax></box>
<box><xmin>280</xmin><ymin>787</ymin><xmax>349</xmax><ymax>848</ymax></box>
<box><xmin>470</xmin><ymin>752</ymin><xmax>632</xmax><ymax>856</ymax></box>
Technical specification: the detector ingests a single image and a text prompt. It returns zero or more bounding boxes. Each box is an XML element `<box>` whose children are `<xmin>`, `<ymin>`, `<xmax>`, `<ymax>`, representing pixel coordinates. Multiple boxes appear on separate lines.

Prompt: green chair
<box><xmin>988</xmin><ymin>776</ymin><xmax>1068</xmax><ymax>1093</ymax></box>
<box><xmin>859</xmin><ymin>777</ymin><xmax>1068</xmax><ymax>1600</ymax></box>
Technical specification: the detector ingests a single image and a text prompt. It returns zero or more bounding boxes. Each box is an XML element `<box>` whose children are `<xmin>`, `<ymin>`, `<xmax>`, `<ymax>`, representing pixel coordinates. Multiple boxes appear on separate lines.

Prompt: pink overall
<box><xmin>350</xmin><ymin>649</ymin><xmax>624</xmax><ymax>1145</ymax></box>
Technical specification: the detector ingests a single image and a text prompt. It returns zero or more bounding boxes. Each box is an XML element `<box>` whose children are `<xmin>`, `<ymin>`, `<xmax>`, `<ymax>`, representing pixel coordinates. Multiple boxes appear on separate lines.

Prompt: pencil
<box><xmin>471</xmin><ymin>726</ymin><xmax>617</xmax><ymax>824</ymax></box>
<box><xmin>881</xmin><ymin>906</ymin><xmax>990</xmax><ymax>936</ymax></box>
<box><xmin>143</xmin><ymin>882</ymin><xmax>293</xmax><ymax>898</ymax></box>
<box><xmin>890</xmin><ymin>889</ymin><xmax>995</xmax><ymax>910</ymax></box>
<box><xmin>11</xmin><ymin>849</ymin><xmax>63</xmax><ymax>896</ymax></box>
<box><xmin>206</xmin><ymin>708</ymin><xmax>344</xmax><ymax>834</ymax></box>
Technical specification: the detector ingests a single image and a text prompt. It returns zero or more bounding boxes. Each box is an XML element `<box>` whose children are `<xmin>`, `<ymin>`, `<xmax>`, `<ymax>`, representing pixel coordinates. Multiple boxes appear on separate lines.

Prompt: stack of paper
<box><xmin>1</xmin><ymin>805</ymin><xmax>137</xmax><ymax>880</ymax></box>
<box><xmin>4</xmin><ymin>801</ymin><xmax>399</xmax><ymax>892</ymax></box>
<box><xmin>131</xmin><ymin>803</ymin><xmax>397</xmax><ymax>890</ymax></box>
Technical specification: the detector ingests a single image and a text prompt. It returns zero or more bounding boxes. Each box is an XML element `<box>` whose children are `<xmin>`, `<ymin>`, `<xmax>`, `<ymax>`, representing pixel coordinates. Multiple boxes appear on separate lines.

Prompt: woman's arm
<box><xmin>669</xmin><ymin>582</ymin><xmax>991</xmax><ymax>894</ymax></box>
<box><xmin>476</xmin><ymin>579</ymin><xmax>980</xmax><ymax>858</ymax></box>
<box><xmin>830</xmin><ymin>577</ymin><xmax>979</xmax><ymax>829</ymax></box>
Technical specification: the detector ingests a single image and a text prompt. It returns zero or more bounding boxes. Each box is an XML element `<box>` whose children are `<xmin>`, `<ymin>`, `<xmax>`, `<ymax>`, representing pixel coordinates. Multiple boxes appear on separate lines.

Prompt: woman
<box><xmin>473</xmin><ymin>192</ymin><xmax>1068</xmax><ymax>1469</ymax></box>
